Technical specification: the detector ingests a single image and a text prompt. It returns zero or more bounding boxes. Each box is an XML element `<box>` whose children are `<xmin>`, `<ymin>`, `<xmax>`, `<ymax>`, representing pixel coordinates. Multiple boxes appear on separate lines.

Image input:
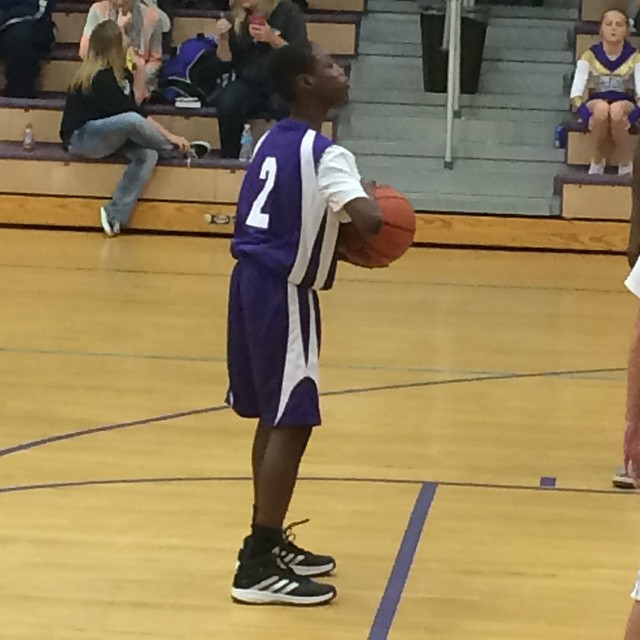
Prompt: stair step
<box><xmin>486</xmin><ymin>24</ymin><xmax>570</xmax><ymax>49</ymax></box>
<box><xmin>367</xmin><ymin>0</ymin><xmax>421</xmax><ymax>13</ymax></box>
<box><xmin>359</xmin><ymin>42</ymin><xmax>421</xmax><ymax>57</ymax></box>
<box><xmin>407</xmin><ymin>192</ymin><xmax>554</xmax><ymax>215</ymax></box>
<box><xmin>359</xmin><ymin>12</ymin><xmax>421</xmax><ymax>45</ymax></box>
<box><xmin>487</xmin><ymin>6</ymin><xmax>578</xmax><ymax>19</ymax></box>
<box><xmin>341</xmin><ymin>137</ymin><xmax>565</xmax><ymax>162</ymax></box>
<box><xmin>489</xmin><ymin>16</ymin><xmax>575</xmax><ymax>28</ymax></box>
<box><xmin>355</xmin><ymin>156</ymin><xmax>556</xmax><ymax>197</ymax></box>
<box><xmin>348</xmin><ymin>86</ymin><xmax>571</xmax><ymax>111</ymax></box>
<box><xmin>342</xmin><ymin>101</ymin><xmax>567</xmax><ymax>123</ymax></box>
<box><xmin>341</xmin><ymin>115</ymin><xmax>562</xmax><ymax>146</ymax></box>
<box><xmin>483</xmin><ymin>47</ymin><xmax>573</xmax><ymax>63</ymax></box>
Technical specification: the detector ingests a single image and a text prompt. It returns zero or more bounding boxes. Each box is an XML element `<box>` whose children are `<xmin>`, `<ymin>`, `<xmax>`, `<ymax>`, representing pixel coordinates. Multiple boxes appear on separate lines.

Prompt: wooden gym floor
<box><xmin>2</xmin><ymin>228</ymin><xmax>640</xmax><ymax>639</ymax></box>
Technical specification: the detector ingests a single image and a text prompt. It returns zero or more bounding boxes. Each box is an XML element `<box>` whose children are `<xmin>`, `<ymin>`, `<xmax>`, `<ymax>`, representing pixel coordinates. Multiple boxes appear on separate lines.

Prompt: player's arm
<box><xmin>318</xmin><ymin>145</ymin><xmax>382</xmax><ymax>236</ymax></box>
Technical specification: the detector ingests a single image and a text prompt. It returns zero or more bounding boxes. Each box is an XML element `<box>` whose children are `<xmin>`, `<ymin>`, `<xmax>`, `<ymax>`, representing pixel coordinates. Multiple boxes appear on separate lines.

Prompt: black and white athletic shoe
<box><xmin>232</xmin><ymin>550</ymin><xmax>336</xmax><ymax>606</ymax></box>
<box><xmin>276</xmin><ymin>519</ymin><xmax>336</xmax><ymax>577</ymax></box>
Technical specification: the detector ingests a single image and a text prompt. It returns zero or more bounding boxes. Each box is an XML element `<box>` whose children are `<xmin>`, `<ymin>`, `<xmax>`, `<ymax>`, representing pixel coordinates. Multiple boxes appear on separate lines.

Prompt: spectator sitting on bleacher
<box><xmin>570</xmin><ymin>9</ymin><xmax>640</xmax><ymax>175</ymax></box>
<box><xmin>80</xmin><ymin>0</ymin><xmax>167</xmax><ymax>103</ymax></box>
<box><xmin>60</xmin><ymin>20</ymin><xmax>192</xmax><ymax>237</ymax></box>
<box><xmin>0</xmin><ymin>0</ymin><xmax>55</xmax><ymax>98</ymax></box>
<box><xmin>215</xmin><ymin>0</ymin><xmax>309</xmax><ymax>158</ymax></box>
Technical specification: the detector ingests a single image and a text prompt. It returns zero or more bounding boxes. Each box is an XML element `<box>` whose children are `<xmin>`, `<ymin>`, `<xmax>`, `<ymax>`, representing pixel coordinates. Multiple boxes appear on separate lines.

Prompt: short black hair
<box><xmin>267</xmin><ymin>44</ymin><xmax>316</xmax><ymax>103</ymax></box>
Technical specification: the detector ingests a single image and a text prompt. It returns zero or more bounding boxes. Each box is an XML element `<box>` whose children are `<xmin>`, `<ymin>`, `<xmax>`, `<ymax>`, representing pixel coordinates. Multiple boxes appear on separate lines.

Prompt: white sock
<box><xmin>619</xmin><ymin>162</ymin><xmax>633</xmax><ymax>176</ymax></box>
<box><xmin>588</xmin><ymin>159</ymin><xmax>606</xmax><ymax>175</ymax></box>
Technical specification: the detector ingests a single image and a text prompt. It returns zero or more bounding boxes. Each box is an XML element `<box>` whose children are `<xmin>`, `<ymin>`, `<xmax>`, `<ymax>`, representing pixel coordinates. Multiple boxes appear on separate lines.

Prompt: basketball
<box><xmin>339</xmin><ymin>185</ymin><xmax>416</xmax><ymax>268</ymax></box>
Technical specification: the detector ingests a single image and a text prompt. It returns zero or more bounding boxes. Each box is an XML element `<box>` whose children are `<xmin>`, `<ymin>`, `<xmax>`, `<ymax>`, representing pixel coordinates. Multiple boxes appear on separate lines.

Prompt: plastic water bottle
<box><xmin>22</xmin><ymin>123</ymin><xmax>34</xmax><ymax>152</ymax></box>
<box><xmin>239</xmin><ymin>124</ymin><xmax>253</xmax><ymax>162</ymax></box>
<box><xmin>554</xmin><ymin>124</ymin><xmax>567</xmax><ymax>149</ymax></box>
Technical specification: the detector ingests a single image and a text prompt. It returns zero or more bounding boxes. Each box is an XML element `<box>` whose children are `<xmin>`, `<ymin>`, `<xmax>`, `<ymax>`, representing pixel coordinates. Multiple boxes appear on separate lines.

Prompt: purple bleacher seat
<box><xmin>0</xmin><ymin>139</ymin><xmax>243</xmax><ymax>169</ymax></box>
<box><xmin>555</xmin><ymin>166</ymin><xmax>632</xmax><ymax>195</ymax></box>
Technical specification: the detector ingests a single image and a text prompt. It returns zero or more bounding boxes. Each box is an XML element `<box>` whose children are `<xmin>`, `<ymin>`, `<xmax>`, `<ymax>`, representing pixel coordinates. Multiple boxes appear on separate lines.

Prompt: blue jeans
<box><xmin>69</xmin><ymin>112</ymin><xmax>177</xmax><ymax>226</ymax></box>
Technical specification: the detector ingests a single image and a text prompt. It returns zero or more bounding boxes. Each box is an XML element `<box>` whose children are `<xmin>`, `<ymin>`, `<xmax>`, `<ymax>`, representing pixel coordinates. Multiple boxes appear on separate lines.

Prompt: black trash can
<box><xmin>420</xmin><ymin>9</ymin><xmax>487</xmax><ymax>94</ymax></box>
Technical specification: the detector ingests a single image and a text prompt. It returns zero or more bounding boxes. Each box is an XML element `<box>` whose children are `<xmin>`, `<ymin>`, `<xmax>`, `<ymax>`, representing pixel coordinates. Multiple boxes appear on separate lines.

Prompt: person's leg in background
<box><xmin>104</xmin><ymin>142</ymin><xmax>160</xmax><ymax>228</ymax></box>
<box><xmin>68</xmin><ymin>112</ymin><xmax>177</xmax><ymax>234</ymax></box>
<box><xmin>69</xmin><ymin>112</ymin><xmax>176</xmax><ymax>160</ymax></box>
<box><xmin>0</xmin><ymin>19</ymin><xmax>54</xmax><ymax>98</ymax></box>
<box><xmin>246</xmin><ymin>92</ymin><xmax>291</xmax><ymax>150</ymax></box>
<box><xmin>610</xmin><ymin>100</ymin><xmax>634</xmax><ymax>175</ymax></box>
<box><xmin>587</xmin><ymin>99</ymin><xmax>612</xmax><ymax>175</ymax></box>
<box><xmin>156</xmin><ymin>0</ymin><xmax>176</xmax><ymax>54</ymax></box>
<box><xmin>216</xmin><ymin>79</ymin><xmax>266</xmax><ymax>158</ymax></box>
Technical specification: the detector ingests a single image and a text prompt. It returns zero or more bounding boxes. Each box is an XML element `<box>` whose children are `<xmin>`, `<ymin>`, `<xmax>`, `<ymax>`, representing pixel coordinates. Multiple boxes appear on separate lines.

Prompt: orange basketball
<box><xmin>339</xmin><ymin>185</ymin><xmax>416</xmax><ymax>268</ymax></box>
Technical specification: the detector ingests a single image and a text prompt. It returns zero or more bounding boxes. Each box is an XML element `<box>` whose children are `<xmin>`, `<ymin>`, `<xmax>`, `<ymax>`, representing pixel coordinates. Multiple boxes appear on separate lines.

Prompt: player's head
<box><xmin>268</xmin><ymin>43</ymin><xmax>349</xmax><ymax>111</ymax></box>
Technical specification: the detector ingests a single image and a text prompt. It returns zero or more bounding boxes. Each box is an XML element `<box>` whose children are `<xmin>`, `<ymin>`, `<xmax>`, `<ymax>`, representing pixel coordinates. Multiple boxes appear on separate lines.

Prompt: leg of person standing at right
<box><xmin>624</xmin><ymin>574</ymin><xmax>640</xmax><ymax>638</ymax></box>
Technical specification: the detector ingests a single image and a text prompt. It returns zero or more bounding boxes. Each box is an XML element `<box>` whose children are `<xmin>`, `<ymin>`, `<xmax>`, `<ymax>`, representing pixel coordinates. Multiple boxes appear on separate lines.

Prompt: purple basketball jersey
<box><xmin>231</xmin><ymin>119</ymin><xmax>339</xmax><ymax>290</ymax></box>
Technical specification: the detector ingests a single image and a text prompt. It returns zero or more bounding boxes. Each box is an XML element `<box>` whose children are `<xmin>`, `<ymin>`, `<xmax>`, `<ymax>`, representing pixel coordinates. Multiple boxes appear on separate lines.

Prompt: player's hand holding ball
<box><xmin>338</xmin><ymin>183</ymin><xmax>416</xmax><ymax>268</ymax></box>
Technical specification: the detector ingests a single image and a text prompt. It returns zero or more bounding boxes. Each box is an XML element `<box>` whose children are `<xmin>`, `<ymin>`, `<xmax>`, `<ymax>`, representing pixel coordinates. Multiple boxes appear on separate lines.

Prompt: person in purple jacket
<box><xmin>226</xmin><ymin>43</ymin><xmax>382</xmax><ymax>606</ymax></box>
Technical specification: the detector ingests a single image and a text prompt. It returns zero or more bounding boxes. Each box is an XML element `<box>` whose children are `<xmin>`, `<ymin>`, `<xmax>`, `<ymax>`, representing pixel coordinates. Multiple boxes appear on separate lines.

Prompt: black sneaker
<box><xmin>275</xmin><ymin>519</ymin><xmax>336</xmax><ymax>577</ymax></box>
<box><xmin>232</xmin><ymin>549</ymin><xmax>336</xmax><ymax>606</ymax></box>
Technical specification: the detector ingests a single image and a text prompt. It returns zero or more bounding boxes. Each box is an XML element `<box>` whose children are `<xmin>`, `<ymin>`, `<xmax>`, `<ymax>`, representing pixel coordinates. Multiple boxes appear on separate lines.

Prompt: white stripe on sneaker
<box><xmin>269</xmin><ymin>579</ymin><xmax>296</xmax><ymax>593</ymax></box>
<box><xmin>251</xmin><ymin>576</ymin><xmax>280</xmax><ymax>591</ymax></box>
<box><xmin>280</xmin><ymin>582</ymin><xmax>301</xmax><ymax>595</ymax></box>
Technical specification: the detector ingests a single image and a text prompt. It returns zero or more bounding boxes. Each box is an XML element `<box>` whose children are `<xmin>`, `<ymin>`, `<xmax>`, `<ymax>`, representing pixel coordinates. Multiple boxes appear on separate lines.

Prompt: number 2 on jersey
<box><xmin>246</xmin><ymin>156</ymin><xmax>277</xmax><ymax>229</ymax></box>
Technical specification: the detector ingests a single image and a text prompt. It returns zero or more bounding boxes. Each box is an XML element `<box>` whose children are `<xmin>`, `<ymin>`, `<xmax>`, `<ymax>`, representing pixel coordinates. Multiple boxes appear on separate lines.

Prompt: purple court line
<box><xmin>0</xmin><ymin>405</ymin><xmax>228</xmax><ymax>458</ymax></box>
<box><xmin>368</xmin><ymin>482</ymin><xmax>438</xmax><ymax>640</ymax></box>
<box><xmin>539</xmin><ymin>476</ymin><xmax>557</xmax><ymax>488</ymax></box>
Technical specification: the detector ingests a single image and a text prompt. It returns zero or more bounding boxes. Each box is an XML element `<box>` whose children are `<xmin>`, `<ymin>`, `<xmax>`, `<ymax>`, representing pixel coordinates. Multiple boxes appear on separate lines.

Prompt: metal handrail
<box><xmin>443</xmin><ymin>0</ymin><xmax>461</xmax><ymax>169</ymax></box>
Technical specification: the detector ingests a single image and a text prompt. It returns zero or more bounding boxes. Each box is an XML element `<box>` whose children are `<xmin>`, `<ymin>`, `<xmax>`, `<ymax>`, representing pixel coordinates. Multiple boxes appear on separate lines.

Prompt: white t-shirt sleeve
<box><xmin>317</xmin><ymin>144</ymin><xmax>369</xmax><ymax>222</ymax></box>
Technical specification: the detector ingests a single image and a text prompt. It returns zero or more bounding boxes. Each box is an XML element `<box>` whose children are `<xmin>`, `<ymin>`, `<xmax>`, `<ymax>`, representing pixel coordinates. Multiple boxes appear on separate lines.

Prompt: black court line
<box><xmin>0</xmin><ymin>474</ymin><xmax>636</xmax><ymax>497</ymax></box>
<box><xmin>0</xmin><ymin>365</ymin><xmax>625</xmax><ymax>459</ymax></box>
<box><xmin>0</xmin><ymin>261</ymin><xmax>628</xmax><ymax>295</ymax></box>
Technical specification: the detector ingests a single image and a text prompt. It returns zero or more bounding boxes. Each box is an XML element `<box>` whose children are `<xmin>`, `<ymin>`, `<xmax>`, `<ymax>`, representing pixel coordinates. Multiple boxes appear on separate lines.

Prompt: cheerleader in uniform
<box><xmin>570</xmin><ymin>9</ymin><xmax>640</xmax><ymax>175</ymax></box>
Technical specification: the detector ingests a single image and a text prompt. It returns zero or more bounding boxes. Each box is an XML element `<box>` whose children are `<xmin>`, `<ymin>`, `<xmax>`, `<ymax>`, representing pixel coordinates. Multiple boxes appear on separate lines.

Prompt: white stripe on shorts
<box><xmin>274</xmin><ymin>286</ymin><xmax>319</xmax><ymax>424</ymax></box>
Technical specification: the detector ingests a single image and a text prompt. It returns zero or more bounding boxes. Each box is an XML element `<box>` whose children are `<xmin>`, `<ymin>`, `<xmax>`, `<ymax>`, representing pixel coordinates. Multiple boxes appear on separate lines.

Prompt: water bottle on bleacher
<box><xmin>239</xmin><ymin>124</ymin><xmax>253</xmax><ymax>162</ymax></box>
<box><xmin>22</xmin><ymin>123</ymin><xmax>35</xmax><ymax>152</ymax></box>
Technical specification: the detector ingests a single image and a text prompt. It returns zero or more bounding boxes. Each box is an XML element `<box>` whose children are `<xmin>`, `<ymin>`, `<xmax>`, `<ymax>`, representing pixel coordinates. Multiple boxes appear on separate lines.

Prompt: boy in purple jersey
<box><xmin>226</xmin><ymin>43</ymin><xmax>382</xmax><ymax>606</ymax></box>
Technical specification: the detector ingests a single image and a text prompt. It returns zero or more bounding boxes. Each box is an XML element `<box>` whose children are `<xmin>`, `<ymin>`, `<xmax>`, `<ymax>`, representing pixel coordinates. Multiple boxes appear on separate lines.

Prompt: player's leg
<box><xmin>251</xmin><ymin>421</ymin><xmax>270</xmax><ymax>512</ymax></box>
<box><xmin>250</xmin><ymin>423</ymin><xmax>312</xmax><ymax>541</ymax></box>
<box><xmin>229</xmin><ymin>266</ymin><xmax>335</xmax><ymax>605</ymax></box>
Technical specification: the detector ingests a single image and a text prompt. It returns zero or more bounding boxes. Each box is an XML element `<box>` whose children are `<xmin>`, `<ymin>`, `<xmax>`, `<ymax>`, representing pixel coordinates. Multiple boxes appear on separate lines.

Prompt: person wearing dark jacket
<box><xmin>60</xmin><ymin>19</ymin><xmax>191</xmax><ymax>236</ymax></box>
<box><xmin>214</xmin><ymin>0</ymin><xmax>309</xmax><ymax>158</ymax></box>
<box><xmin>0</xmin><ymin>0</ymin><xmax>56</xmax><ymax>98</ymax></box>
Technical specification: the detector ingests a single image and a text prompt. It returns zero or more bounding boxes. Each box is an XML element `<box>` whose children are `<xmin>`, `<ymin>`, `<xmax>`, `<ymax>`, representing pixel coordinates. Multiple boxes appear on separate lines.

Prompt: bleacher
<box><xmin>0</xmin><ymin>0</ymin><xmax>363</xmax><ymax>234</ymax></box>
<box><xmin>557</xmin><ymin>0</ymin><xmax>635</xmax><ymax>222</ymax></box>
